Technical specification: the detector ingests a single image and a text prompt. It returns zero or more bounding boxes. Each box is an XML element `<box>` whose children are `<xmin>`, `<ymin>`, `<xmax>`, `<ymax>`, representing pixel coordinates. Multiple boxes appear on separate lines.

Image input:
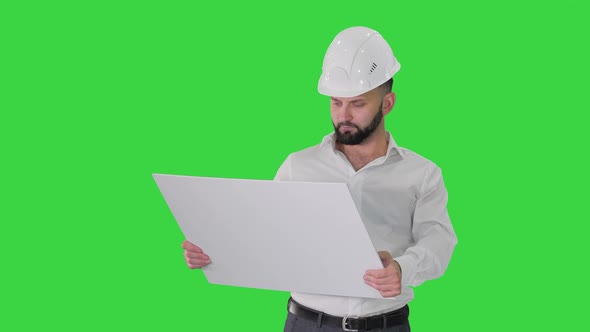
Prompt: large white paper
<box><xmin>153</xmin><ymin>173</ymin><xmax>385</xmax><ymax>298</ymax></box>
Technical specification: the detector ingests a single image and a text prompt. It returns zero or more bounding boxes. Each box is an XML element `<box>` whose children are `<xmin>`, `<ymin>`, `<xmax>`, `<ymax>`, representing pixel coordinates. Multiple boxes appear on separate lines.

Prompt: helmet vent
<box><xmin>369</xmin><ymin>62</ymin><xmax>377</xmax><ymax>73</ymax></box>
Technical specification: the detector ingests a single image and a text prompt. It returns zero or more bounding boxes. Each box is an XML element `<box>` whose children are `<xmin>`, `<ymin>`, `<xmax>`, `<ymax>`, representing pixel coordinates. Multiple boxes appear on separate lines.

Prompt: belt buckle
<box><xmin>342</xmin><ymin>315</ymin><xmax>358</xmax><ymax>332</ymax></box>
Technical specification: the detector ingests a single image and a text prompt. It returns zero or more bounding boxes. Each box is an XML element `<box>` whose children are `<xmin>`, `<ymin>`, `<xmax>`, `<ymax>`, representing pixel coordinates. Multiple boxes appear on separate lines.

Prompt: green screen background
<box><xmin>1</xmin><ymin>1</ymin><xmax>588</xmax><ymax>331</ymax></box>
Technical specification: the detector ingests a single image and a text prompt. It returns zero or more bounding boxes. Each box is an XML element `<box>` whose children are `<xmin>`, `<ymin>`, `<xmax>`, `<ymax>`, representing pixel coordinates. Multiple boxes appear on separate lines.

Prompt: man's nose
<box><xmin>338</xmin><ymin>105</ymin><xmax>353</xmax><ymax>122</ymax></box>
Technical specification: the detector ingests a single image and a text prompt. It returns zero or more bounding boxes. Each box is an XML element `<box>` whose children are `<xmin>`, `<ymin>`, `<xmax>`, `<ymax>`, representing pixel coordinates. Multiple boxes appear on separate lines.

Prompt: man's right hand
<box><xmin>182</xmin><ymin>240</ymin><xmax>211</xmax><ymax>269</ymax></box>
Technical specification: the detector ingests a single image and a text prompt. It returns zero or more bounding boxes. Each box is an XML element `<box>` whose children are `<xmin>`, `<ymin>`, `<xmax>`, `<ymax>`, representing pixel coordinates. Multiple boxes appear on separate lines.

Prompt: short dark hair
<box><xmin>380</xmin><ymin>78</ymin><xmax>394</xmax><ymax>94</ymax></box>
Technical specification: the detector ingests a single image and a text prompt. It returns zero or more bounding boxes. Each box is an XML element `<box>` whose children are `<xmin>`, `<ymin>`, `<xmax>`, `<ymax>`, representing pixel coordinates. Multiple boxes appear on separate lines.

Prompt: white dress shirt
<box><xmin>274</xmin><ymin>132</ymin><xmax>457</xmax><ymax>317</ymax></box>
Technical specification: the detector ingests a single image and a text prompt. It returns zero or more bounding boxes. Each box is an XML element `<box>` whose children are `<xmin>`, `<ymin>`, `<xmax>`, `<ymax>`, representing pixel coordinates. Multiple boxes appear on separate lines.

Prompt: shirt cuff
<box><xmin>394</xmin><ymin>254</ymin><xmax>416</xmax><ymax>287</ymax></box>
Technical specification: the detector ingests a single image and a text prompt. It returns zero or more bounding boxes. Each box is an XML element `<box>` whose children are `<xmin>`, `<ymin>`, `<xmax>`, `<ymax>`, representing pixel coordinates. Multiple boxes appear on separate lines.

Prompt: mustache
<box><xmin>336</xmin><ymin>122</ymin><xmax>360</xmax><ymax>130</ymax></box>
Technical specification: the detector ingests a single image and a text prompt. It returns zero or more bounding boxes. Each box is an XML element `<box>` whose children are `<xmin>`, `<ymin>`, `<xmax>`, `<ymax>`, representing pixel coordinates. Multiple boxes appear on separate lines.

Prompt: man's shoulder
<box><xmin>286</xmin><ymin>142</ymin><xmax>328</xmax><ymax>161</ymax></box>
<box><xmin>273</xmin><ymin>141</ymin><xmax>331</xmax><ymax>181</ymax></box>
<box><xmin>396</xmin><ymin>146</ymin><xmax>441</xmax><ymax>171</ymax></box>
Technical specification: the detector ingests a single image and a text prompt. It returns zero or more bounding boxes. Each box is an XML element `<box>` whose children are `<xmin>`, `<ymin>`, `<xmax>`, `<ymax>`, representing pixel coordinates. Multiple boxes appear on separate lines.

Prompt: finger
<box><xmin>364</xmin><ymin>274</ymin><xmax>395</xmax><ymax>286</ymax></box>
<box><xmin>364</xmin><ymin>279</ymin><xmax>380</xmax><ymax>291</ymax></box>
<box><xmin>185</xmin><ymin>252</ymin><xmax>210</xmax><ymax>260</ymax></box>
<box><xmin>364</xmin><ymin>279</ymin><xmax>395</xmax><ymax>293</ymax></box>
<box><xmin>186</xmin><ymin>256</ymin><xmax>211</xmax><ymax>268</ymax></box>
<box><xmin>186</xmin><ymin>258</ymin><xmax>210</xmax><ymax>267</ymax></box>
<box><xmin>365</xmin><ymin>279</ymin><xmax>401</xmax><ymax>295</ymax></box>
<box><xmin>185</xmin><ymin>254</ymin><xmax>211</xmax><ymax>264</ymax></box>
<box><xmin>365</xmin><ymin>268</ymin><xmax>388</xmax><ymax>278</ymax></box>
<box><xmin>181</xmin><ymin>240</ymin><xmax>202</xmax><ymax>252</ymax></box>
<box><xmin>379</xmin><ymin>289</ymin><xmax>401</xmax><ymax>298</ymax></box>
<box><xmin>187</xmin><ymin>261</ymin><xmax>210</xmax><ymax>269</ymax></box>
<box><xmin>187</xmin><ymin>259</ymin><xmax>210</xmax><ymax>266</ymax></box>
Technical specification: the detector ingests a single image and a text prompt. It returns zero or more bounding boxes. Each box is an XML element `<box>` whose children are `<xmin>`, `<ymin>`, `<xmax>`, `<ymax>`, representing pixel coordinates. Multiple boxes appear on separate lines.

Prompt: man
<box><xmin>182</xmin><ymin>26</ymin><xmax>457</xmax><ymax>331</ymax></box>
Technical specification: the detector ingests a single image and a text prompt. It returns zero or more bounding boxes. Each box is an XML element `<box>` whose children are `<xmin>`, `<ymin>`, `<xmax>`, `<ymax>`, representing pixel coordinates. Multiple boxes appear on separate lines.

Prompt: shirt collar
<box><xmin>320</xmin><ymin>131</ymin><xmax>405</xmax><ymax>160</ymax></box>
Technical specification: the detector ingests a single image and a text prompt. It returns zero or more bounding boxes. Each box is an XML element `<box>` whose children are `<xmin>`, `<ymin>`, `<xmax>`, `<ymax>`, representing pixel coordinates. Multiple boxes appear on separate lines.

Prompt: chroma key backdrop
<box><xmin>1</xmin><ymin>1</ymin><xmax>588</xmax><ymax>331</ymax></box>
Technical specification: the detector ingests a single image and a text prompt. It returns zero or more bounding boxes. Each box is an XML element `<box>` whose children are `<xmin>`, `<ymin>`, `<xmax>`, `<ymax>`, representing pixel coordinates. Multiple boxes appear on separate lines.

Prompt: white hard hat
<box><xmin>318</xmin><ymin>27</ymin><xmax>401</xmax><ymax>97</ymax></box>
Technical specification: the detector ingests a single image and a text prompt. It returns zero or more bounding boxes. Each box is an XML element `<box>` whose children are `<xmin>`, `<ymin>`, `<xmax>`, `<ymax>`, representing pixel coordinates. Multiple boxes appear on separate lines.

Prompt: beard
<box><xmin>333</xmin><ymin>106</ymin><xmax>383</xmax><ymax>145</ymax></box>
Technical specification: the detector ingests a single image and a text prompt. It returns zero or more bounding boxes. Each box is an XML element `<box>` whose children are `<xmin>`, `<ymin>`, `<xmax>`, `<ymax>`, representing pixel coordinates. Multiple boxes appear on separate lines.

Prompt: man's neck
<box><xmin>335</xmin><ymin>129</ymin><xmax>389</xmax><ymax>171</ymax></box>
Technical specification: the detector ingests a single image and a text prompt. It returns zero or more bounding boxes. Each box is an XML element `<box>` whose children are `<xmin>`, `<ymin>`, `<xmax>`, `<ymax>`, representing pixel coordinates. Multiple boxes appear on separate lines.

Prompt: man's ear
<box><xmin>382</xmin><ymin>92</ymin><xmax>396</xmax><ymax>116</ymax></box>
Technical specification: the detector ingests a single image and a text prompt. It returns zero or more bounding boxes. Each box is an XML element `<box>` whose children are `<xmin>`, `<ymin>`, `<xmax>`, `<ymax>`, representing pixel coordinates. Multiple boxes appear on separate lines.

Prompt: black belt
<box><xmin>287</xmin><ymin>298</ymin><xmax>409</xmax><ymax>331</ymax></box>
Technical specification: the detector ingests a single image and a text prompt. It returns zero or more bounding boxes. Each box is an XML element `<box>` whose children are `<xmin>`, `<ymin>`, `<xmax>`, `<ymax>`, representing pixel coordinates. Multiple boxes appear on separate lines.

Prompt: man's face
<box><xmin>330</xmin><ymin>89</ymin><xmax>384</xmax><ymax>145</ymax></box>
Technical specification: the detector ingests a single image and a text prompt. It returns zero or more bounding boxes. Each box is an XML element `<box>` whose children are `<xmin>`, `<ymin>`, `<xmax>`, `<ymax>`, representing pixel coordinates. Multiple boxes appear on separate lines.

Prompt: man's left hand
<box><xmin>364</xmin><ymin>251</ymin><xmax>402</xmax><ymax>298</ymax></box>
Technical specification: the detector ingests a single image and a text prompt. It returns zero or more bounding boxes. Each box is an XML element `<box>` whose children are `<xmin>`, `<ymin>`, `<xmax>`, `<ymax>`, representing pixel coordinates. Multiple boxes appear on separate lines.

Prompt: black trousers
<box><xmin>283</xmin><ymin>306</ymin><xmax>411</xmax><ymax>332</ymax></box>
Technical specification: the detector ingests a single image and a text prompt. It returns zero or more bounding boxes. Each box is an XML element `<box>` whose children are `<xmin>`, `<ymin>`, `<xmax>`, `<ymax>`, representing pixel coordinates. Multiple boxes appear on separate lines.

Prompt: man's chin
<box><xmin>335</xmin><ymin>133</ymin><xmax>361</xmax><ymax>145</ymax></box>
<box><xmin>338</xmin><ymin>129</ymin><xmax>357</xmax><ymax>136</ymax></box>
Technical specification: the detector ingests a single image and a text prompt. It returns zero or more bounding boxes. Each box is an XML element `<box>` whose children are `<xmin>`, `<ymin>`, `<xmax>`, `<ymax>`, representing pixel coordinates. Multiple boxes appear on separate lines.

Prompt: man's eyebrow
<box><xmin>330</xmin><ymin>97</ymin><xmax>367</xmax><ymax>103</ymax></box>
